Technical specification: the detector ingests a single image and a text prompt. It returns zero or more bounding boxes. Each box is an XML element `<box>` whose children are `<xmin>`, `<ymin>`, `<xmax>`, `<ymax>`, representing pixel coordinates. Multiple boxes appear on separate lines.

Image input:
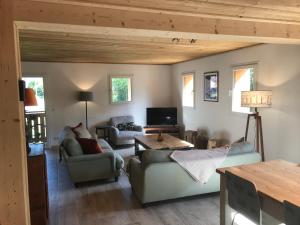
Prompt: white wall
<box><xmin>22</xmin><ymin>62</ymin><xmax>172</xmax><ymax>146</ymax></box>
<box><xmin>172</xmin><ymin>44</ymin><xmax>300</xmax><ymax>162</ymax></box>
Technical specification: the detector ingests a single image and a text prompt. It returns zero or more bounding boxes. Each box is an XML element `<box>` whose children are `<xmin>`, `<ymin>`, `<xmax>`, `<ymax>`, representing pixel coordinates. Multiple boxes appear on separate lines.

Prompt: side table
<box><xmin>95</xmin><ymin>125</ymin><xmax>112</xmax><ymax>140</ymax></box>
<box><xmin>28</xmin><ymin>143</ymin><xmax>49</xmax><ymax>225</ymax></box>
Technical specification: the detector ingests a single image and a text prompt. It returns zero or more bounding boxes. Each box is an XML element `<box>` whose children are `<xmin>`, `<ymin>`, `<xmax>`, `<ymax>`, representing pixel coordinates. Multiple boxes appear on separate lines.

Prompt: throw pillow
<box><xmin>228</xmin><ymin>141</ymin><xmax>254</xmax><ymax>156</ymax></box>
<box><xmin>63</xmin><ymin>137</ymin><xmax>84</xmax><ymax>156</ymax></box>
<box><xmin>76</xmin><ymin>138</ymin><xmax>104</xmax><ymax>154</ymax></box>
<box><xmin>117</xmin><ymin>123</ymin><xmax>126</xmax><ymax>131</ymax></box>
<box><xmin>71</xmin><ymin>122</ymin><xmax>92</xmax><ymax>138</ymax></box>
<box><xmin>234</xmin><ymin>137</ymin><xmax>245</xmax><ymax>143</ymax></box>
<box><xmin>117</xmin><ymin>122</ymin><xmax>135</xmax><ymax>131</ymax></box>
<box><xmin>126</xmin><ymin>122</ymin><xmax>135</xmax><ymax>131</ymax></box>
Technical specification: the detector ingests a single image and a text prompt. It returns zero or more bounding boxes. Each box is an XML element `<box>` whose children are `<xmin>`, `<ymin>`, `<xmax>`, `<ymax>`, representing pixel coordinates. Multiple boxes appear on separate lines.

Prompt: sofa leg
<box><xmin>115</xmin><ymin>176</ymin><xmax>119</xmax><ymax>182</ymax></box>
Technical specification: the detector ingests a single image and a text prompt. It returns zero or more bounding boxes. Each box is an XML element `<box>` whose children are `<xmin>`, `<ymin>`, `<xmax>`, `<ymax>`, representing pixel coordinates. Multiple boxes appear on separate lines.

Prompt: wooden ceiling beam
<box><xmin>13</xmin><ymin>0</ymin><xmax>300</xmax><ymax>44</ymax></box>
<box><xmin>26</xmin><ymin>0</ymin><xmax>300</xmax><ymax>23</ymax></box>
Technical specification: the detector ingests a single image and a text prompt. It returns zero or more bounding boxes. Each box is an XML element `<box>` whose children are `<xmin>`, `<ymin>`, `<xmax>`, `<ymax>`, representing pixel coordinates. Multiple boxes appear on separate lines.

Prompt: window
<box><xmin>232</xmin><ymin>65</ymin><xmax>256</xmax><ymax>113</ymax></box>
<box><xmin>182</xmin><ymin>73</ymin><xmax>194</xmax><ymax>107</ymax></box>
<box><xmin>22</xmin><ymin>77</ymin><xmax>47</xmax><ymax>144</ymax></box>
<box><xmin>110</xmin><ymin>75</ymin><xmax>132</xmax><ymax>104</ymax></box>
<box><xmin>22</xmin><ymin>77</ymin><xmax>45</xmax><ymax>112</ymax></box>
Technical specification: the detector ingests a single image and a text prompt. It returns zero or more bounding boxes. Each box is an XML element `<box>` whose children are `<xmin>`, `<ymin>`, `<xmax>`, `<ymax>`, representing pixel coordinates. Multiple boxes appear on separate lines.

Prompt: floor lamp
<box><xmin>241</xmin><ymin>91</ymin><xmax>272</xmax><ymax>162</ymax></box>
<box><xmin>78</xmin><ymin>91</ymin><xmax>93</xmax><ymax>129</ymax></box>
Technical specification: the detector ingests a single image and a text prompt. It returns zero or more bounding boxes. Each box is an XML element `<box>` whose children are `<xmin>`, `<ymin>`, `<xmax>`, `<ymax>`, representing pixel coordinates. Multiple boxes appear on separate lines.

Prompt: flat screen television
<box><xmin>146</xmin><ymin>107</ymin><xmax>177</xmax><ymax>125</ymax></box>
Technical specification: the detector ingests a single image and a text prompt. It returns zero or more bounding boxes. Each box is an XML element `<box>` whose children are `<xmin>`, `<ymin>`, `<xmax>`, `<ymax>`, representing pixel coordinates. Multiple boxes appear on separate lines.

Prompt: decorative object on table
<box><xmin>204</xmin><ymin>71</ymin><xmax>219</xmax><ymax>102</ymax></box>
<box><xmin>157</xmin><ymin>131</ymin><xmax>164</xmax><ymax>142</ymax></box>
<box><xmin>78</xmin><ymin>91</ymin><xmax>93</xmax><ymax>129</ymax></box>
<box><xmin>241</xmin><ymin>90</ymin><xmax>272</xmax><ymax>161</ymax></box>
<box><xmin>207</xmin><ymin>139</ymin><xmax>218</xmax><ymax>149</ymax></box>
<box><xmin>194</xmin><ymin>129</ymin><xmax>209</xmax><ymax>149</ymax></box>
<box><xmin>184</xmin><ymin>130</ymin><xmax>198</xmax><ymax>145</ymax></box>
<box><xmin>24</xmin><ymin>88</ymin><xmax>38</xmax><ymax>153</ymax></box>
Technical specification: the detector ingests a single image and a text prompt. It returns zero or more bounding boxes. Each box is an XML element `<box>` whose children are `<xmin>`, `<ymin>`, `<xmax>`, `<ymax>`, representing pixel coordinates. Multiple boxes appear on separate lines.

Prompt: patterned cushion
<box><xmin>117</xmin><ymin>122</ymin><xmax>136</xmax><ymax>131</ymax></box>
<box><xmin>110</xmin><ymin>116</ymin><xmax>134</xmax><ymax>126</ymax></box>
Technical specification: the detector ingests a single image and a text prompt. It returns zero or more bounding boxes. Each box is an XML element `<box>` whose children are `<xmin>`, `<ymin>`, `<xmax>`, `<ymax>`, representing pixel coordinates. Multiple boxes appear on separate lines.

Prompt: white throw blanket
<box><xmin>170</xmin><ymin>147</ymin><xmax>229</xmax><ymax>184</ymax></box>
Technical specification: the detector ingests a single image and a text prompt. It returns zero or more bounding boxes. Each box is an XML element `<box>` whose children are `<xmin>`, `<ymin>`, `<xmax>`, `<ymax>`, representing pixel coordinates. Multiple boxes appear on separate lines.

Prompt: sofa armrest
<box><xmin>110</xmin><ymin>126</ymin><xmax>119</xmax><ymax>136</ymax></box>
<box><xmin>115</xmin><ymin>153</ymin><xmax>125</xmax><ymax>169</ymax></box>
<box><xmin>128</xmin><ymin>158</ymin><xmax>145</xmax><ymax>199</ymax></box>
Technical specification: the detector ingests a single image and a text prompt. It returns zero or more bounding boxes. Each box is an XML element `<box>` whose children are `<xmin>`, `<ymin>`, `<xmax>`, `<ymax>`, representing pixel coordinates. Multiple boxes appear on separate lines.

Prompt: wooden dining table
<box><xmin>217</xmin><ymin>160</ymin><xmax>300</xmax><ymax>225</ymax></box>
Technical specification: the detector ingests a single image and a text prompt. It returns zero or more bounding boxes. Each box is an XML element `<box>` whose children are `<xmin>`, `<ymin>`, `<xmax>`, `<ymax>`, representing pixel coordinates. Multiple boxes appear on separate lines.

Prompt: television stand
<box><xmin>143</xmin><ymin>125</ymin><xmax>181</xmax><ymax>138</ymax></box>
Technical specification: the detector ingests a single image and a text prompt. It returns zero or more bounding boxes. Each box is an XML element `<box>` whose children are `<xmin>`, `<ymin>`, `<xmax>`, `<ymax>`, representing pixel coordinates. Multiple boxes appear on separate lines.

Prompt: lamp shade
<box><xmin>241</xmin><ymin>91</ymin><xmax>272</xmax><ymax>108</ymax></box>
<box><xmin>78</xmin><ymin>91</ymin><xmax>93</xmax><ymax>102</ymax></box>
<box><xmin>24</xmin><ymin>88</ymin><xmax>38</xmax><ymax>106</ymax></box>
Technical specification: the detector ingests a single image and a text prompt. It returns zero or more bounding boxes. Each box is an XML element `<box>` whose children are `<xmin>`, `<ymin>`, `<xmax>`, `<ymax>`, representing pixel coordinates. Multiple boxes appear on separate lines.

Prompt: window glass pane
<box><xmin>232</xmin><ymin>67</ymin><xmax>255</xmax><ymax>113</ymax></box>
<box><xmin>182</xmin><ymin>74</ymin><xmax>194</xmax><ymax>107</ymax></box>
<box><xmin>22</xmin><ymin>77</ymin><xmax>45</xmax><ymax>112</ymax></box>
<box><xmin>111</xmin><ymin>77</ymin><xmax>132</xmax><ymax>103</ymax></box>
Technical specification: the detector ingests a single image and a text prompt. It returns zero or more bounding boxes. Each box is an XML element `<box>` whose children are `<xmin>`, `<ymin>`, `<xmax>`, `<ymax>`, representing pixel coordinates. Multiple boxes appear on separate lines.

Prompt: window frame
<box><xmin>109</xmin><ymin>74</ymin><xmax>133</xmax><ymax>104</ymax></box>
<box><xmin>232</xmin><ymin>63</ymin><xmax>258</xmax><ymax>114</ymax></box>
<box><xmin>22</xmin><ymin>75</ymin><xmax>47</xmax><ymax>113</ymax></box>
<box><xmin>182</xmin><ymin>71</ymin><xmax>195</xmax><ymax>108</ymax></box>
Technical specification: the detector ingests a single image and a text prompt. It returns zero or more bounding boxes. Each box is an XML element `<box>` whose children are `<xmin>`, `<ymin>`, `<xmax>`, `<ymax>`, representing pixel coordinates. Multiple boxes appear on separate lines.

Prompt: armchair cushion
<box><xmin>63</xmin><ymin>137</ymin><xmax>84</xmax><ymax>156</ymax></box>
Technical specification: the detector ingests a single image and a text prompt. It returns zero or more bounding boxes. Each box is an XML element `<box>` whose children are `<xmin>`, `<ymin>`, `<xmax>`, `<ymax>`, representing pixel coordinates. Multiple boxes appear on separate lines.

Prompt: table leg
<box><xmin>220</xmin><ymin>174</ymin><xmax>226</xmax><ymax>225</ymax></box>
<box><xmin>135</xmin><ymin>139</ymin><xmax>140</xmax><ymax>156</ymax></box>
<box><xmin>220</xmin><ymin>174</ymin><xmax>232</xmax><ymax>225</ymax></box>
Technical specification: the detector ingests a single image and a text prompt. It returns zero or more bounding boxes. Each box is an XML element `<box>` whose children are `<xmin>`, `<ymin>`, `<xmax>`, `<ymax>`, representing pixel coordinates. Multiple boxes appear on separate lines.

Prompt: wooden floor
<box><xmin>46</xmin><ymin>149</ymin><xmax>220</xmax><ymax>225</ymax></box>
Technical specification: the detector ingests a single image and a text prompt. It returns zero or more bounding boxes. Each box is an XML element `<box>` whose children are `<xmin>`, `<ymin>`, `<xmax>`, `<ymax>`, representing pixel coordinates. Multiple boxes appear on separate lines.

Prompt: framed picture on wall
<box><xmin>204</xmin><ymin>71</ymin><xmax>219</xmax><ymax>102</ymax></box>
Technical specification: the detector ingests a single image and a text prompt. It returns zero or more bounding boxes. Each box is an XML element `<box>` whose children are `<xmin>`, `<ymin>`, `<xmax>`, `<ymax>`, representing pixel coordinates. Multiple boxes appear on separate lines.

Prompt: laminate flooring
<box><xmin>46</xmin><ymin>148</ymin><xmax>220</xmax><ymax>225</ymax></box>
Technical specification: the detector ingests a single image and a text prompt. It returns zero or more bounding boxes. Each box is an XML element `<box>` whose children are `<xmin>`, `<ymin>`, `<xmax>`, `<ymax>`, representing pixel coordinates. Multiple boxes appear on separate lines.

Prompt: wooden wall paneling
<box><xmin>0</xmin><ymin>1</ymin><xmax>31</xmax><ymax>225</ymax></box>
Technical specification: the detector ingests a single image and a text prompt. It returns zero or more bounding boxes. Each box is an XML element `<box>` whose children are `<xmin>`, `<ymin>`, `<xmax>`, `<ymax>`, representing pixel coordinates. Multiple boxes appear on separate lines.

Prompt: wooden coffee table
<box><xmin>134</xmin><ymin>134</ymin><xmax>194</xmax><ymax>156</ymax></box>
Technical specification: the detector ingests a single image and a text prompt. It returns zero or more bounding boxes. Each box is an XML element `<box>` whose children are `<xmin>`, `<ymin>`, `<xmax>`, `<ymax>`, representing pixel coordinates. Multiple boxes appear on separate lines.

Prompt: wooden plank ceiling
<box><xmin>19</xmin><ymin>30</ymin><xmax>256</xmax><ymax>64</ymax></box>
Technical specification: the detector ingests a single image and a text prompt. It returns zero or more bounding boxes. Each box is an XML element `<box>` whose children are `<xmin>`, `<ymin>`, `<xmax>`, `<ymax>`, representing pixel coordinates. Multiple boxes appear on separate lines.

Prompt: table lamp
<box><xmin>241</xmin><ymin>90</ymin><xmax>272</xmax><ymax>161</ymax></box>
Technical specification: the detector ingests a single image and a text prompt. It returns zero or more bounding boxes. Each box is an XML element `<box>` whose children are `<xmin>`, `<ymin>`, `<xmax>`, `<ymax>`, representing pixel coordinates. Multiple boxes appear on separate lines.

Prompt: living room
<box><xmin>2</xmin><ymin>1</ymin><xmax>300</xmax><ymax>225</ymax></box>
